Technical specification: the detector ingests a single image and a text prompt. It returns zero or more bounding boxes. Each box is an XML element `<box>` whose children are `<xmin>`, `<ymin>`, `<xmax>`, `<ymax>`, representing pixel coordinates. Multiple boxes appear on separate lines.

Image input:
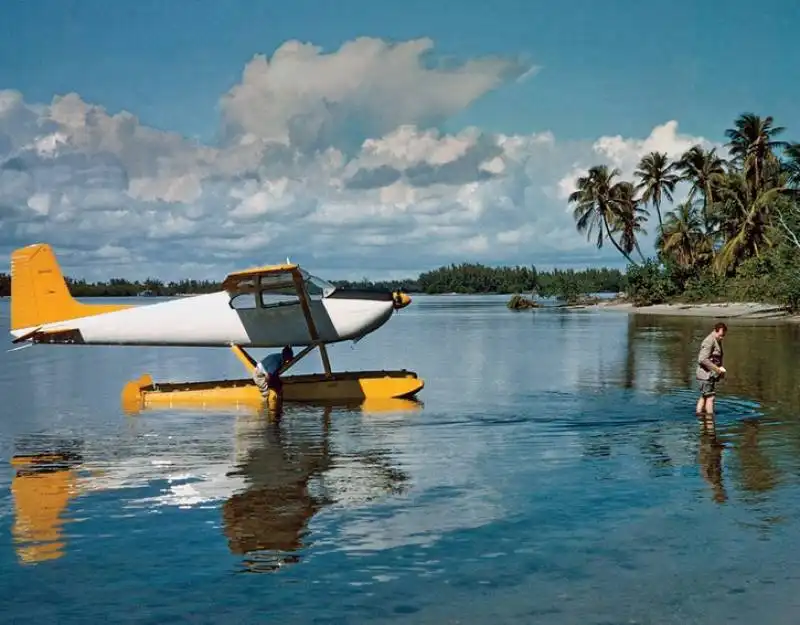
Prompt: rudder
<box><xmin>10</xmin><ymin>243</ymin><xmax>130</xmax><ymax>332</ymax></box>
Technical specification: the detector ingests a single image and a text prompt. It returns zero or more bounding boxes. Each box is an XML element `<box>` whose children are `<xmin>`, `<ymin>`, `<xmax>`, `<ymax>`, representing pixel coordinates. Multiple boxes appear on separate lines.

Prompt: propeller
<box><xmin>391</xmin><ymin>289</ymin><xmax>411</xmax><ymax>311</ymax></box>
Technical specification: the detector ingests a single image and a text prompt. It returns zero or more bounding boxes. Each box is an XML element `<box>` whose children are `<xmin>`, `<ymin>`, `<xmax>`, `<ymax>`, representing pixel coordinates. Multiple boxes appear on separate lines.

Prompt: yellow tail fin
<box><xmin>10</xmin><ymin>243</ymin><xmax>132</xmax><ymax>332</ymax></box>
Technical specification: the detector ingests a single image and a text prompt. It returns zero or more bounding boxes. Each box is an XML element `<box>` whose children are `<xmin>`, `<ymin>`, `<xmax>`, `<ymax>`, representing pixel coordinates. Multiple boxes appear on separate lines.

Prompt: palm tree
<box><xmin>724</xmin><ymin>113</ymin><xmax>789</xmax><ymax>193</ymax></box>
<box><xmin>610</xmin><ymin>181</ymin><xmax>649</xmax><ymax>262</ymax></box>
<box><xmin>568</xmin><ymin>165</ymin><xmax>641</xmax><ymax>266</ymax></box>
<box><xmin>710</xmin><ymin>171</ymin><xmax>791</xmax><ymax>274</ymax></box>
<box><xmin>675</xmin><ymin>145</ymin><xmax>727</xmax><ymax>232</ymax></box>
<box><xmin>774</xmin><ymin>142</ymin><xmax>800</xmax><ymax>249</ymax></box>
<box><xmin>634</xmin><ymin>151</ymin><xmax>678</xmax><ymax>236</ymax></box>
<box><xmin>783</xmin><ymin>142</ymin><xmax>800</xmax><ymax>190</ymax></box>
<box><xmin>657</xmin><ymin>200</ymin><xmax>708</xmax><ymax>268</ymax></box>
<box><xmin>568</xmin><ymin>114</ymin><xmax>800</xmax><ymax>295</ymax></box>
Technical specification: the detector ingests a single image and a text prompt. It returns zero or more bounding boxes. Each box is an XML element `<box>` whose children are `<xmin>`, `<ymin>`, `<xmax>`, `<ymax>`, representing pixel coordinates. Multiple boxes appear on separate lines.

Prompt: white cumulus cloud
<box><xmin>219</xmin><ymin>37</ymin><xmax>532</xmax><ymax>153</ymax></box>
<box><xmin>554</xmin><ymin>121</ymin><xmax>718</xmax><ymax>201</ymax></box>
<box><xmin>0</xmin><ymin>36</ymin><xmax>710</xmax><ymax>281</ymax></box>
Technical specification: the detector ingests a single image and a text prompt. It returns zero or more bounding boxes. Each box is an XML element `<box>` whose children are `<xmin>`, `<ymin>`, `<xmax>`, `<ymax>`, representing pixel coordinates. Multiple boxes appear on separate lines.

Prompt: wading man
<box><xmin>253</xmin><ymin>345</ymin><xmax>294</xmax><ymax>413</ymax></box>
<box><xmin>695</xmin><ymin>322</ymin><xmax>727</xmax><ymax>417</ymax></box>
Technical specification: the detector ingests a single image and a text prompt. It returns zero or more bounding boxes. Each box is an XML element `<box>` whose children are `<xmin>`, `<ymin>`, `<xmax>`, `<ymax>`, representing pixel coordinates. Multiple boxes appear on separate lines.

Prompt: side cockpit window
<box><xmin>230</xmin><ymin>292</ymin><xmax>257</xmax><ymax>309</ymax></box>
<box><xmin>259</xmin><ymin>289</ymin><xmax>300</xmax><ymax>308</ymax></box>
<box><xmin>227</xmin><ymin>268</ymin><xmax>335</xmax><ymax>310</ymax></box>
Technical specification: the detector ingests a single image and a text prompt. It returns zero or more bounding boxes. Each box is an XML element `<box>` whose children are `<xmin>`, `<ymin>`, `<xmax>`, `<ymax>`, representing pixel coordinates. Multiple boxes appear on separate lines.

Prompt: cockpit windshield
<box><xmin>300</xmin><ymin>269</ymin><xmax>337</xmax><ymax>297</ymax></box>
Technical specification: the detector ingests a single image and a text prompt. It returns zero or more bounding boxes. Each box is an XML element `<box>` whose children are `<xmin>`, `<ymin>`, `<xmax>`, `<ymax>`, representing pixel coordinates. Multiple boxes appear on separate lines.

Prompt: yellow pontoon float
<box><xmin>121</xmin><ymin>365</ymin><xmax>424</xmax><ymax>414</ymax></box>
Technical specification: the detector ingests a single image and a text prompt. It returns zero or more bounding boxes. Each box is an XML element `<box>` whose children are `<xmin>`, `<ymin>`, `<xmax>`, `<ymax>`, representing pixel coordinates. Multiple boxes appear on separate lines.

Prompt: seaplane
<box><xmin>7</xmin><ymin>243</ymin><xmax>424</xmax><ymax>411</ymax></box>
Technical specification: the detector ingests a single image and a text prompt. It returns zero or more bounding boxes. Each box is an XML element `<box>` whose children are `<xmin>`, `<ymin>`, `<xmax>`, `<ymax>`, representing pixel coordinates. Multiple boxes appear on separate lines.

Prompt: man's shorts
<box><xmin>699</xmin><ymin>378</ymin><xmax>716</xmax><ymax>398</ymax></box>
<box><xmin>253</xmin><ymin>368</ymin><xmax>282</xmax><ymax>397</ymax></box>
<box><xmin>253</xmin><ymin>368</ymin><xmax>269</xmax><ymax>396</ymax></box>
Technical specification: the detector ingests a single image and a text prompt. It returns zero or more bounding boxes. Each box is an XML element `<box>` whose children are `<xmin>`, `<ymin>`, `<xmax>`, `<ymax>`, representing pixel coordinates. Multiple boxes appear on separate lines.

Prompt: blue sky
<box><xmin>0</xmin><ymin>0</ymin><xmax>797</xmax><ymax>279</ymax></box>
<box><xmin>4</xmin><ymin>0</ymin><xmax>797</xmax><ymax>142</ymax></box>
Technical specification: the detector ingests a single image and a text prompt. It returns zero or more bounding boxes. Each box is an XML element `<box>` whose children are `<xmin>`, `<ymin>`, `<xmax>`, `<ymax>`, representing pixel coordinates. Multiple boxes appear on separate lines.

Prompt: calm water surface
<box><xmin>2</xmin><ymin>295</ymin><xmax>800</xmax><ymax>624</ymax></box>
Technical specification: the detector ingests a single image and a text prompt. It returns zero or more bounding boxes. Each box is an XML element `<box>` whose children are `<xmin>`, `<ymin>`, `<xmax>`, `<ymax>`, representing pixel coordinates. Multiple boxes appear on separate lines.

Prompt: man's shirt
<box><xmin>258</xmin><ymin>353</ymin><xmax>283</xmax><ymax>375</ymax></box>
<box><xmin>696</xmin><ymin>332</ymin><xmax>723</xmax><ymax>380</ymax></box>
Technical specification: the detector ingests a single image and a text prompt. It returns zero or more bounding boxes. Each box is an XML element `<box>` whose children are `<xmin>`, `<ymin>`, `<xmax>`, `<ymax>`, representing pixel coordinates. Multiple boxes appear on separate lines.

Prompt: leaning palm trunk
<box><xmin>654</xmin><ymin>199</ymin><xmax>664</xmax><ymax>237</ymax></box>
<box><xmin>602</xmin><ymin>217</ymin><xmax>638</xmax><ymax>266</ymax></box>
<box><xmin>635</xmin><ymin>240</ymin><xmax>646</xmax><ymax>263</ymax></box>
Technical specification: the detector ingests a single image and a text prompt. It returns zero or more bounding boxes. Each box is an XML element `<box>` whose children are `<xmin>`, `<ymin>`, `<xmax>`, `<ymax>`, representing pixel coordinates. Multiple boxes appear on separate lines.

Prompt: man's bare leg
<box><xmin>704</xmin><ymin>394</ymin><xmax>715</xmax><ymax>417</ymax></box>
<box><xmin>696</xmin><ymin>395</ymin><xmax>706</xmax><ymax>417</ymax></box>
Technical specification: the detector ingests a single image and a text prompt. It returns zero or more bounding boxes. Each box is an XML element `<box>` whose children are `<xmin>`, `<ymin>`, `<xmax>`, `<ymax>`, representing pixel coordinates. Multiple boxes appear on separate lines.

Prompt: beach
<box><xmin>587</xmin><ymin>299</ymin><xmax>800</xmax><ymax>322</ymax></box>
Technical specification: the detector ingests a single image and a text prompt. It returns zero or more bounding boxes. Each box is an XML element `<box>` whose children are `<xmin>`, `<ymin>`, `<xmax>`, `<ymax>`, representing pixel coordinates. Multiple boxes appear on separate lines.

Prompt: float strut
<box><xmin>230</xmin><ymin>344</ymin><xmax>257</xmax><ymax>374</ymax></box>
<box><xmin>278</xmin><ymin>343</ymin><xmax>316</xmax><ymax>375</ymax></box>
<box><xmin>230</xmin><ymin>343</ymin><xmax>330</xmax><ymax>377</ymax></box>
<box><xmin>317</xmin><ymin>343</ymin><xmax>332</xmax><ymax>377</ymax></box>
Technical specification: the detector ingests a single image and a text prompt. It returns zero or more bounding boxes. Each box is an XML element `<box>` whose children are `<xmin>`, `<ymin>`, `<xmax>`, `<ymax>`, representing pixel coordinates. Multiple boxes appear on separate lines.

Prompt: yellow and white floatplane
<box><xmin>7</xmin><ymin>243</ymin><xmax>424</xmax><ymax>412</ymax></box>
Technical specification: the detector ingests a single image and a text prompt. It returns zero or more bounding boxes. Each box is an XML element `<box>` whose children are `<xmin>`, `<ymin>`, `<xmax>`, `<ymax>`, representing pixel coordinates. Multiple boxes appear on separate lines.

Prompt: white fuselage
<box><xmin>9</xmin><ymin>291</ymin><xmax>397</xmax><ymax>348</ymax></box>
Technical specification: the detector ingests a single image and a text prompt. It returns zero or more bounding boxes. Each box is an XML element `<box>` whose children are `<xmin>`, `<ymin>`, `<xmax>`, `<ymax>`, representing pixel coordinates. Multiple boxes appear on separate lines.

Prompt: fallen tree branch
<box><xmin>776</xmin><ymin>204</ymin><xmax>800</xmax><ymax>249</ymax></box>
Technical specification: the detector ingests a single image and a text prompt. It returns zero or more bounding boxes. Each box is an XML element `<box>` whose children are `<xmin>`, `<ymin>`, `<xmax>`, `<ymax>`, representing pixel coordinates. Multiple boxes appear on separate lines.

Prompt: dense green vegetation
<box><xmin>0</xmin><ymin>264</ymin><xmax>625</xmax><ymax>299</ymax></box>
<box><xmin>568</xmin><ymin>112</ymin><xmax>800</xmax><ymax>310</ymax></box>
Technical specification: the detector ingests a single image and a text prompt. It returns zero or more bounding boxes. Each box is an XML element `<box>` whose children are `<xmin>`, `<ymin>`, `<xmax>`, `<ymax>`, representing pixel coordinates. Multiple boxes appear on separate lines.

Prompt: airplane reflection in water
<box><xmin>8</xmin><ymin>399</ymin><xmax>420</xmax><ymax>570</ymax></box>
<box><xmin>10</xmin><ymin>446</ymin><xmax>83</xmax><ymax>565</ymax></box>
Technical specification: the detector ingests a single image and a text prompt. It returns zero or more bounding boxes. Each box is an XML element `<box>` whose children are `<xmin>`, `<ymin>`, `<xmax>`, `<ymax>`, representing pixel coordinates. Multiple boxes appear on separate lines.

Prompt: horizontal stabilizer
<box><xmin>11</xmin><ymin>327</ymin><xmax>43</xmax><ymax>344</ymax></box>
<box><xmin>12</xmin><ymin>327</ymin><xmax>84</xmax><ymax>345</ymax></box>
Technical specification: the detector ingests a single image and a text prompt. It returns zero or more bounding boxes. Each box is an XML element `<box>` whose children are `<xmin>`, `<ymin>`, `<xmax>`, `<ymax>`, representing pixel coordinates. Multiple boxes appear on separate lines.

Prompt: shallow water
<box><xmin>2</xmin><ymin>295</ymin><xmax>800</xmax><ymax>624</ymax></box>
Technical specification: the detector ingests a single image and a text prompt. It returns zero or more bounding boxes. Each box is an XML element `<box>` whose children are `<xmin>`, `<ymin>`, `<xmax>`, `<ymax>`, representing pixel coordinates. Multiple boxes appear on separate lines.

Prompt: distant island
<box><xmin>563</xmin><ymin>112</ymin><xmax>800</xmax><ymax>314</ymax></box>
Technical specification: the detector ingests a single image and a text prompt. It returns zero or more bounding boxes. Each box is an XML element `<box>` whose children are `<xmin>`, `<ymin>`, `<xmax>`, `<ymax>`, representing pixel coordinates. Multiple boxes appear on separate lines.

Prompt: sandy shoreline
<box><xmin>582</xmin><ymin>300</ymin><xmax>800</xmax><ymax>322</ymax></box>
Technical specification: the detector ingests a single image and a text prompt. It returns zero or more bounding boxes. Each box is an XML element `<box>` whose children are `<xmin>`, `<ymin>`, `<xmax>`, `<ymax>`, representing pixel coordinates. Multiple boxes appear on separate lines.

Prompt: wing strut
<box><xmin>292</xmin><ymin>270</ymin><xmax>333</xmax><ymax>377</ymax></box>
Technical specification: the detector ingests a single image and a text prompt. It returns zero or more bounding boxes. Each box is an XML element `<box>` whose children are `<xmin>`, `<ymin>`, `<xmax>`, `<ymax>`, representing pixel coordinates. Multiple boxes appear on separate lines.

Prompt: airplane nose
<box><xmin>392</xmin><ymin>291</ymin><xmax>411</xmax><ymax>310</ymax></box>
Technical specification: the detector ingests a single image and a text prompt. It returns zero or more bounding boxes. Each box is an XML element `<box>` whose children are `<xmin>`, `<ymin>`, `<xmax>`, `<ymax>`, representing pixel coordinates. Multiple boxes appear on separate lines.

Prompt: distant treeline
<box><xmin>0</xmin><ymin>274</ymin><xmax>221</xmax><ymax>298</ymax></box>
<box><xmin>416</xmin><ymin>263</ymin><xmax>624</xmax><ymax>296</ymax></box>
<box><xmin>0</xmin><ymin>263</ymin><xmax>626</xmax><ymax>299</ymax></box>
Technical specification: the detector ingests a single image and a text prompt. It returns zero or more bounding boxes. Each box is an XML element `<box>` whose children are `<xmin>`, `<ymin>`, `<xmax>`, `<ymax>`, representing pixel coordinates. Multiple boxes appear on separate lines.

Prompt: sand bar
<box><xmin>585</xmin><ymin>300</ymin><xmax>800</xmax><ymax>321</ymax></box>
